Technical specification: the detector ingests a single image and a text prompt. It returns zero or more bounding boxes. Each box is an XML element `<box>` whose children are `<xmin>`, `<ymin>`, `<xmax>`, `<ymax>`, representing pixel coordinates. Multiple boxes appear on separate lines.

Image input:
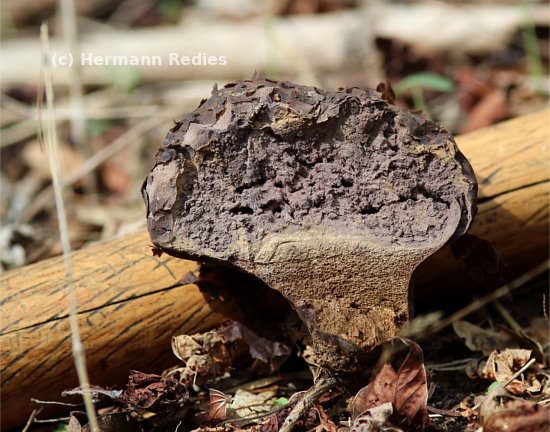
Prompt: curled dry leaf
<box><xmin>151</xmin><ymin>246</ymin><xmax>164</xmax><ymax>257</ymax></box>
<box><xmin>228</xmin><ymin>388</ymin><xmax>276</xmax><ymax>425</ymax></box>
<box><xmin>121</xmin><ymin>370</ymin><xmax>188</xmax><ymax>413</ymax></box>
<box><xmin>218</xmin><ymin>321</ymin><xmax>292</xmax><ymax>366</ymax></box>
<box><xmin>481</xmin><ymin>398</ymin><xmax>550</xmax><ymax>432</ymax></box>
<box><xmin>313</xmin><ymin>404</ymin><xmax>338</xmax><ymax>432</ymax></box>
<box><xmin>453</xmin><ymin>321</ymin><xmax>517</xmax><ymax>355</ymax></box>
<box><xmin>496</xmin><ymin>325</ymin><xmax>546</xmax><ymax>365</ymax></box>
<box><xmin>353</xmin><ymin>363</ymin><xmax>397</xmax><ymax>419</ymax></box>
<box><xmin>171</xmin><ymin>330</ymin><xmax>236</xmax><ymax>386</ymax></box>
<box><xmin>393</xmin><ymin>339</ymin><xmax>429</xmax><ymax>428</ymax></box>
<box><xmin>461</xmin><ymin>88</ymin><xmax>510</xmax><ymax>133</ymax></box>
<box><xmin>479</xmin><ymin>349</ymin><xmax>541</xmax><ymax>395</ymax></box>
<box><xmin>171</xmin><ymin>321</ymin><xmax>291</xmax><ymax>386</ymax></box>
<box><xmin>376</xmin><ymin>80</ymin><xmax>396</xmax><ymax>105</ymax></box>
<box><xmin>351</xmin><ymin>402</ymin><xmax>402</xmax><ymax>432</ymax></box>
<box><xmin>352</xmin><ymin>339</ymin><xmax>429</xmax><ymax>431</ymax></box>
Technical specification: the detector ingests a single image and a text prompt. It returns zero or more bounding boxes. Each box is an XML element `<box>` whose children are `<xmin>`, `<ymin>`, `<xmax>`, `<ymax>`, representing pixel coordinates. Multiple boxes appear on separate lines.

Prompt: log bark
<box><xmin>414</xmin><ymin>108</ymin><xmax>550</xmax><ymax>303</ymax></box>
<box><xmin>1</xmin><ymin>108</ymin><xmax>548</xmax><ymax>428</ymax></box>
<box><xmin>0</xmin><ymin>232</ymin><xmax>239</xmax><ymax>429</ymax></box>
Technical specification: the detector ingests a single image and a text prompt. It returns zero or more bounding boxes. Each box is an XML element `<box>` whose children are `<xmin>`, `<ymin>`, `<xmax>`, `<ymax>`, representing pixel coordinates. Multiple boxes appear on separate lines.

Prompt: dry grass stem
<box><xmin>430</xmin><ymin>260</ymin><xmax>550</xmax><ymax>334</ymax></box>
<box><xmin>40</xmin><ymin>22</ymin><xmax>99</xmax><ymax>432</ymax></box>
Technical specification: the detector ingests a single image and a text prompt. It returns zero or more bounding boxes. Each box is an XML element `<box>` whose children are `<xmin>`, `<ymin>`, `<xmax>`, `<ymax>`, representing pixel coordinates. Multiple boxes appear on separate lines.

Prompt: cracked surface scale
<box><xmin>143</xmin><ymin>79</ymin><xmax>477</xmax><ymax>263</ymax></box>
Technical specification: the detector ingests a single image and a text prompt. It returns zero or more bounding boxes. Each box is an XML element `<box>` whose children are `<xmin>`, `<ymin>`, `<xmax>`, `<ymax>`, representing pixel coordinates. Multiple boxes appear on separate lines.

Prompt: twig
<box><xmin>1</xmin><ymin>92</ymin><xmax>32</xmax><ymax>118</ymax></box>
<box><xmin>0</xmin><ymin>104</ymin><xmax>164</xmax><ymax>148</ymax></box>
<box><xmin>492</xmin><ymin>300</ymin><xmax>522</xmax><ymax>333</ymax></box>
<box><xmin>279</xmin><ymin>376</ymin><xmax>337</xmax><ymax>432</ymax></box>
<box><xmin>543</xmin><ymin>293</ymin><xmax>548</xmax><ymax>321</ymax></box>
<box><xmin>224</xmin><ymin>405</ymin><xmax>288</xmax><ymax>425</ymax></box>
<box><xmin>473</xmin><ymin>357</ymin><xmax>537</xmax><ymax>411</ymax></box>
<box><xmin>40</xmin><ymin>22</ymin><xmax>99</xmax><ymax>432</ymax></box>
<box><xmin>59</xmin><ymin>0</ymin><xmax>87</xmax><ymax>151</ymax></box>
<box><xmin>59</xmin><ymin>0</ymin><xmax>98</xmax><ymax>197</ymax></box>
<box><xmin>224</xmin><ymin>370</ymin><xmax>313</xmax><ymax>393</ymax></box>
<box><xmin>427</xmin><ymin>260</ymin><xmax>550</xmax><ymax>335</ymax></box>
<box><xmin>16</xmin><ymin>111</ymin><xmax>175</xmax><ymax>225</ymax></box>
<box><xmin>427</xmin><ymin>406</ymin><xmax>462</xmax><ymax>417</ymax></box>
<box><xmin>21</xmin><ymin>408</ymin><xmax>42</xmax><ymax>432</ymax></box>
<box><xmin>33</xmin><ymin>417</ymin><xmax>71</xmax><ymax>423</ymax></box>
<box><xmin>31</xmin><ymin>398</ymin><xmax>83</xmax><ymax>407</ymax></box>
<box><xmin>426</xmin><ymin>358</ymin><xmax>474</xmax><ymax>372</ymax></box>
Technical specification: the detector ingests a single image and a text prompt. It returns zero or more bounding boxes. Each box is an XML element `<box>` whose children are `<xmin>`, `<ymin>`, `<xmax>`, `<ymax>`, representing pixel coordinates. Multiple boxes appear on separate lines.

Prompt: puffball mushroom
<box><xmin>142</xmin><ymin>79</ymin><xmax>477</xmax><ymax>374</ymax></box>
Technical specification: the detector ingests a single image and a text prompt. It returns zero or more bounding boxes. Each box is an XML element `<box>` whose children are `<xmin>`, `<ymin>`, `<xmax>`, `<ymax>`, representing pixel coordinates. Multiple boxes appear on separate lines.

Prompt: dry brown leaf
<box><xmin>482</xmin><ymin>399</ymin><xmax>550</xmax><ymax>432</ymax></box>
<box><xmin>228</xmin><ymin>388</ymin><xmax>276</xmax><ymax>424</ymax></box>
<box><xmin>313</xmin><ymin>404</ymin><xmax>338</xmax><ymax>432</ymax></box>
<box><xmin>495</xmin><ymin>325</ymin><xmax>546</xmax><ymax>365</ymax></box>
<box><xmin>350</xmin><ymin>402</ymin><xmax>402</xmax><ymax>432</ymax></box>
<box><xmin>171</xmin><ymin>331</ymin><xmax>235</xmax><ymax>385</ymax></box>
<box><xmin>218</xmin><ymin>321</ymin><xmax>292</xmax><ymax>365</ymax></box>
<box><xmin>453</xmin><ymin>321</ymin><xmax>517</xmax><ymax>355</ymax></box>
<box><xmin>172</xmin><ymin>334</ymin><xmax>207</xmax><ymax>362</ymax></box>
<box><xmin>22</xmin><ymin>139</ymin><xmax>85</xmax><ymax>181</ymax></box>
<box><xmin>376</xmin><ymin>80</ymin><xmax>396</xmax><ymax>105</ymax></box>
<box><xmin>393</xmin><ymin>340</ymin><xmax>429</xmax><ymax>429</ymax></box>
<box><xmin>353</xmin><ymin>363</ymin><xmax>397</xmax><ymax>419</ymax></box>
<box><xmin>461</xmin><ymin>88</ymin><xmax>509</xmax><ymax>133</ymax></box>
<box><xmin>352</xmin><ymin>339</ymin><xmax>429</xmax><ymax>431</ymax></box>
<box><xmin>479</xmin><ymin>349</ymin><xmax>541</xmax><ymax>394</ymax></box>
<box><xmin>260</xmin><ymin>414</ymin><xmax>281</xmax><ymax>432</ymax></box>
<box><xmin>151</xmin><ymin>246</ymin><xmax>164</xmax><ymax>257</ymax></box>
<box><xmin>67</xmin><ymin>412</ymin><xmax>86</xmax><ymax>432</ymax></box>
<box><xmin>121</xmin><ymin>370</ymin><xmax>188</xmax><ymax>412</ymax></box>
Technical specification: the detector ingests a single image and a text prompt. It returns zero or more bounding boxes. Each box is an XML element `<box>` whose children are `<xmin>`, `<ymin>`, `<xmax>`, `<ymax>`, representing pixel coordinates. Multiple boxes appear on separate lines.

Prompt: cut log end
<box><xmin>143</xmin><ymin>79</ymin><xmax>477</xmax><ymax>374</ymax></box>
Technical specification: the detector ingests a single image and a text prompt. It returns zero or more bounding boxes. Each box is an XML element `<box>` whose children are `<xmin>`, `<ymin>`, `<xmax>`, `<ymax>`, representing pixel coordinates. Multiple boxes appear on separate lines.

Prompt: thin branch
<box><xmin>427</xmin><ymin>260</ymin><xmax>550</xmax><ymax>335</ymax></box>
<box><xmin>473</xmin><ymin>357</ymin><xmax>537</xmax><ymax>411</ymax></box>
<box><xmin>279</xmin><ymin>377</ymin><xmax>338</xmax><ymax>432</ymax></box>
<box><xmin>59</xmin><ymin>0</ymin><xmax>87</xmax><ymax>151</ymax></box>
<box><xmin>31</xmin><ymin>398</ymin><xmax>83</xmax><ymax>407</ymax></box>
<box><xmin>21</xmin><ymin>408</ymin><xmax>42</xmax><ymax>432</ymax></box>
<box><xmin>16</xmin><ymin>110</ymin><xmax>174</xmax><ymax>225</ymax></box>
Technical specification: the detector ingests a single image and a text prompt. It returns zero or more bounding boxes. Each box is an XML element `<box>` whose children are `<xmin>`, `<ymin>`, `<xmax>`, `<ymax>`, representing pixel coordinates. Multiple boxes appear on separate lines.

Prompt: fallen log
<box><xmin>2</xmin><ymin>4</ymin><xmax>549</xmax><ymax>89</ymax></box>
<box><xmin>414</xmin><ymin>108</ymin><xmax>550</xmax><ymax>303</ymax></box>
<box><xmin>0</xmin><ymin>232</ymin><xmax>240</xmax><ymax>429</ymax></box>
<box><xmin>1</xmin><ymin>108</ymin><xmax>548</xmax><ymax>428</ymax></box>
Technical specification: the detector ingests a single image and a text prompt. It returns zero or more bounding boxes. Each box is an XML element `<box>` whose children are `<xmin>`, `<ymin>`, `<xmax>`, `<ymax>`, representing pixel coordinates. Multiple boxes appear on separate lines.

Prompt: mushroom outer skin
<box><xmin>143</xmin><ymin>79</ymin><xmax>477</xmax><ymax>374</ymax></box>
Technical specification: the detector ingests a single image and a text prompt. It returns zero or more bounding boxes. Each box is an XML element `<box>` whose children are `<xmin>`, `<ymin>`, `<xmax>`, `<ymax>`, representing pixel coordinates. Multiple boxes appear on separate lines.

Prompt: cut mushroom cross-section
<box><xmin>142</xmin><ymin>79</ymin><xmax>477</xmax><ymax>374</ymax></box>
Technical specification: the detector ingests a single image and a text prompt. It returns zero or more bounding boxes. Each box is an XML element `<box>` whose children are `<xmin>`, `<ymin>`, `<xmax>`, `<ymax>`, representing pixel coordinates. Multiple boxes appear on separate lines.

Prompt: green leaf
<box><xmin>87</xmin><ymin>119</ymin><xmax>112</xmax><ymax>137</ymax></box>
<box><xmin>274</xmin><ymin>397</ymin><xmax>289</xmax><ymax>406</ymax></box>
<box><xmin>159</xmin><ymin>0</ymin><xmax>182</xmax><ymax>23</ymax></box>
<box><xmin>394</xmin><ymin>73</ymin><xmax>455</xmax><ymax>96</ymax></box>
<box><xmin>486</xmin><ymin>381</ymin><xmax>502</xmax><ymax>394</ymax></box>
<box><xmin>106</xmin><ymin>66</ymin><xmax>142</xmax><ymax>93</ymax></box>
